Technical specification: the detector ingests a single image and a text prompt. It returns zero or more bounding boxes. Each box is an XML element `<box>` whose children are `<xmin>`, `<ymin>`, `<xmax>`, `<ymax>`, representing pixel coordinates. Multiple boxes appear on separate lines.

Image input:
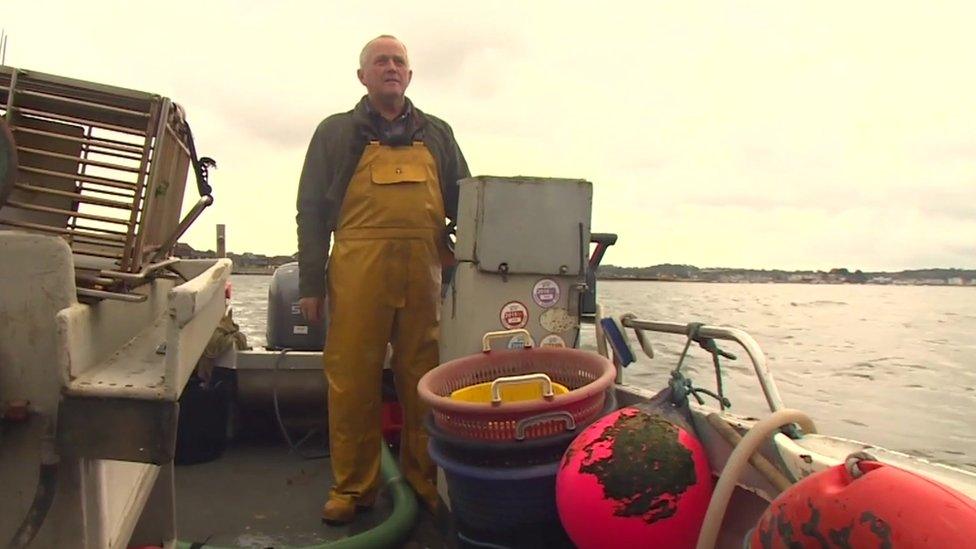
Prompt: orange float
<box><xmin>749</xmin><ymin>456</ymin><xmax>976</xmax><ymax>548</ymax></box>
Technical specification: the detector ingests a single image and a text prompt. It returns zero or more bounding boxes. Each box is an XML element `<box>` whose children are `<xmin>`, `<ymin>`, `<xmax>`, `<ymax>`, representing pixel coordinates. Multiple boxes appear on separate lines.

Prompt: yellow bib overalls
<box><xmin>324</xmin><ymin>141</ymin><xmax>444</xmax><ymax>512</ymax></box>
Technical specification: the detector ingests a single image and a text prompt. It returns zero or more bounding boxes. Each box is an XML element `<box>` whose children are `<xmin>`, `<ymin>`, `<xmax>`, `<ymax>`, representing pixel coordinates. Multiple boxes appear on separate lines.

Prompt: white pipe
<box><xmin>695</xmin><ymin>409</ymin><xmax>817</xmax><ymax>549</ymax></box>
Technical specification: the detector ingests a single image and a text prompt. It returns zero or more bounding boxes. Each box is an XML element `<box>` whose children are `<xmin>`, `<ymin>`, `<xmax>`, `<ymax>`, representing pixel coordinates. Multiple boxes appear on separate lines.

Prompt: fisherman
<box><xmin>295</xmin><ymin>35</ymin><xmax>469</xmax><ymax>525</ymax></box>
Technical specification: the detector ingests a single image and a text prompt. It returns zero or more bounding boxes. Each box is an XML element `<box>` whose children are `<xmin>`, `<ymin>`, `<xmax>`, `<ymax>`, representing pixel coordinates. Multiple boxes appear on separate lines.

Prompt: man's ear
<box><xmin>357</xmin><ymin>69</ymin><xmax>366</xmax><ymax>86</ymax></box>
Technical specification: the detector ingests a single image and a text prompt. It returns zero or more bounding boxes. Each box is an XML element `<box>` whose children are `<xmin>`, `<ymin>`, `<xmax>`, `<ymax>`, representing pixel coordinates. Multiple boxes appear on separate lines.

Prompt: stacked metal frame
<box><xmin>0</xmin><ymin>67</ymin><xmax>212</xmax><ymax>301</ymax></box>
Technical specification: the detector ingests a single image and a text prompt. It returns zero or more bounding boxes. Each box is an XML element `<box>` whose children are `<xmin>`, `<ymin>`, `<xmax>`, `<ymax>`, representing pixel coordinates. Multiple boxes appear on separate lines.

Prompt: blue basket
<box><xmin>429</xmin><ymin>438</ymin><xmax>573</xmax><ymax>546</ymax></box>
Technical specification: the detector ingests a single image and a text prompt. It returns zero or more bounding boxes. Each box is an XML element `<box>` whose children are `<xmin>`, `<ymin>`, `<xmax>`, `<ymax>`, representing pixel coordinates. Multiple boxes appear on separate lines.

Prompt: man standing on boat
<box><xmin>295</xmin><ymin>35</ymin><xmax>469</xmax><ymax>525</ymax></box>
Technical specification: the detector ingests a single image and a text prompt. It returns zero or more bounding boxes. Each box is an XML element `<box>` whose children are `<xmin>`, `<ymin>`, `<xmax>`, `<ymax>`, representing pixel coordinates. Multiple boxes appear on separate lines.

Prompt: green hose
<box><xmin>327</xmin><ymin>444</ymin><xmax>419</xmax><ymax>549</ymax></box>
<box><xmin>175</xmin><ymin>444</ymin><xmax>419</xmax><ymax>549</ymax></box>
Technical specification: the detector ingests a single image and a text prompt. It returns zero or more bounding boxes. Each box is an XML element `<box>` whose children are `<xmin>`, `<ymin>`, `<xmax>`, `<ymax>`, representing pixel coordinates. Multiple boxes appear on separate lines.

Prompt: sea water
<box><xmin>229</xmin><ymin>275</ymin><xmax>976</xmax><ymax>473</ymax></box>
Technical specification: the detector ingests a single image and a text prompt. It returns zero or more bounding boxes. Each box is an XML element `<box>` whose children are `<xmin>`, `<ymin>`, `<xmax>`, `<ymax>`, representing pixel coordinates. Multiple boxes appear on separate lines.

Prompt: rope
<box><xmin>670</xmin><ymin>323</ymin><xmax>734</xmax><ymax>410</ymax></box>
<box><xmin>695</xmin><ymin>334</ymin><xmax>734</xmax><ymax>411</ymax></box>
<box><xmin>845</xmin><ymin>451</ymin><xmax>878</xmax><ymax>479</ymax></box>
<box><xmin>273</xmin><ymin>349</ymin><xmax>330</xmax><ymax>460</ymax></box>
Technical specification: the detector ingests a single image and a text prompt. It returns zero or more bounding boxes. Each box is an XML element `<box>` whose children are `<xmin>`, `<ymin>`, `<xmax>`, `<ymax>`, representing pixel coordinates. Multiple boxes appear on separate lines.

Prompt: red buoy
<box><xmin>556</xmin><ymin>407</ymin><xmax>714</xmax><ymax>549</ymax></box>
<box><xmin>750</xmin><ymin>456</ymin><xmax>976</xmax><ymax>548</ymax></box>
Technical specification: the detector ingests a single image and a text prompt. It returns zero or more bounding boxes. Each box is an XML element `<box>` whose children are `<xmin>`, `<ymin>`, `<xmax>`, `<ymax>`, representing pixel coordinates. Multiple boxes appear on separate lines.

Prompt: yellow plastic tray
<box><xmin>449</xmin><ymin>373</ymin><xmax>569</xmax><ymax>403</ymax></box>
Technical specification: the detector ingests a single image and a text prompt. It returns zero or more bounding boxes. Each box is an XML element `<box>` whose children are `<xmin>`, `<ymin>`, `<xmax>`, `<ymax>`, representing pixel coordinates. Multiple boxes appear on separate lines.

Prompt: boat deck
<box><xmin>174</xmin><ymin>433</ymin><xmax>454</xmax><ymax>548</ymax></box>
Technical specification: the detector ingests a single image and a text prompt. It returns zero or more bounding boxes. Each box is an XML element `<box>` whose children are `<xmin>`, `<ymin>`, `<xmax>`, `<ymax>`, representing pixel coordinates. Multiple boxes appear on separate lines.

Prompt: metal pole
<box><xmin>216</xmin><ymin>224</ymin><xmax>226</xmax><ymax>258</ymax></box>
<box><xmin>149</xmin><ymin>194</ymin><xmax>214</xmax><ymax>263</ymax></box>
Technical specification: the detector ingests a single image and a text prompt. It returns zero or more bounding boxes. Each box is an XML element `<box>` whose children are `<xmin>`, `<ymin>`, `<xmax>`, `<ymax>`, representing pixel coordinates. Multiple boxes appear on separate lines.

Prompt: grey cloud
<box><xmin>647</xmin><ymin>144</ymin><xmax>976</xmax><ymax>219</ymax></box>
<box><xmin>410</xmin><ymin>29</ymin><xmax>526</xmax><ymax>85</ymax></box>
<box><xmin>900</xmin><ymin>248</ymin><xmax>976</xmax><ymax>270</ymax></box>
<box><xmin>895</xmin><ymin>186</ymin><xmax>976</xmax><ymax>221</ymax></box>
<box><xmin>173</xmin><ymin>78</ymin><xmax>330</xmax><ymax>150</ymax></box>
<box><xmin>922</xmin><ymin>143</ymin><xmax>976</xmax><ymax>161</ymax></box>
<box><xmin>682</xmin><ymin>185</ymin><xmax>976</xmax><ymax>221</ymax></box>
<box><xmin>231</xmin><ymin>110</ymin><xmax>313</xmax><ymax>150</ymax></box>
<box><xmin>948</xmin><ymin>244</ymin><xmax>976</xmax><ymax>263</ymax></box>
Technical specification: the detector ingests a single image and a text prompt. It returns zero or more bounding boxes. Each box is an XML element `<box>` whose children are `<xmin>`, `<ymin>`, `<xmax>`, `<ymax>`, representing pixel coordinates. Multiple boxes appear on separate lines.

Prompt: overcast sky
<box><xmin>4</xmin><ymin>1</ymin><xmax>975</xmax><ymax>270</ymax></box>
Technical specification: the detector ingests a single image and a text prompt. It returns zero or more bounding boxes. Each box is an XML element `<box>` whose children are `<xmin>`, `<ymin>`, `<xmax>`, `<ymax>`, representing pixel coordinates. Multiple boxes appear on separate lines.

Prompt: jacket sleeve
<box><xmin>296</xmin><ymin>120</ymin><xmax>333</xmax><ymax>298</ymax></box>
<box><xmin>441</xmin><ymin>122</ymin><xmax>471</xmax><ymax>224</ymax></box>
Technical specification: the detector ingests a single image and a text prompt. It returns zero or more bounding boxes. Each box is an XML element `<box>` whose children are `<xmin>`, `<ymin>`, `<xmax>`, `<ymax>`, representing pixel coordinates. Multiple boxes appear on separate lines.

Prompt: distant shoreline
<box><xmin>232</xmin><ymin>267</ymin><xmax>276</xmax><ymax>275</ymax></box>
<box><xmin>229</xmin><ymin>269</ymin><xmax>971</xmax><ymax>287</ymax></box>
<box><xmin>595</xmin><ymin>278</ymin><xmax>972</xmax><ymax>287</ymax></box>
<box><xmin>181</xmin><ymin>242</ymin><xmax>972</xmax><ymax>286</ymax></box>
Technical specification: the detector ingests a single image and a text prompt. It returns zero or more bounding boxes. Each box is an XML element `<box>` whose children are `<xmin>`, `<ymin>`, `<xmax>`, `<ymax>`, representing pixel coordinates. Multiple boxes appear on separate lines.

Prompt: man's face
<box><xmin>358</xmin><ymin>38</ymin><xmax>412</xmax><ymax>103</ymax></box>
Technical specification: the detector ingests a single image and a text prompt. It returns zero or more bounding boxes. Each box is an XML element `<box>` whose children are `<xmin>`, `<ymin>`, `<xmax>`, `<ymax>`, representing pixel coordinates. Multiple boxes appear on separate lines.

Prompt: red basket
<box><xmin>418</xmin><ymin>341</ymin><xmax>615</xmax><ymax>442</ymax></box>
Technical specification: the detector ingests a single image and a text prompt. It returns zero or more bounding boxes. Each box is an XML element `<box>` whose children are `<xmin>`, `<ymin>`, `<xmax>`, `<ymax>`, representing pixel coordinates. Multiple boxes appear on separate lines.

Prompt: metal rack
<box><xmin>0</xmin><ymin>66</ymin><xmax>213</xmax><ymax>301</ymax></box>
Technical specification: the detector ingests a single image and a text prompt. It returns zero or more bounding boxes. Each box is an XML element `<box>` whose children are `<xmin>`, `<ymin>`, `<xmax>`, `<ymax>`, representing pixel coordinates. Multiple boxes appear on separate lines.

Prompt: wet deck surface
<box><xmin>174</xmin><ymin>433</ymin><xmax>454</xmax><ymax>548</ymax></box>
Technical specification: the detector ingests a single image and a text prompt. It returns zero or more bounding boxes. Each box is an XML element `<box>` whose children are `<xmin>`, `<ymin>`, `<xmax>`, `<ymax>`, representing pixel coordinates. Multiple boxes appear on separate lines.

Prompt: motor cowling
<box><xmin>266</xmin><ymin>262</ymin><xmax>326</xmax><ymax>351</ymax></box>
<box><xmin>749</xmin><ymin>456</ymin><xmax>976</xmax><ymax>548</ymax></box>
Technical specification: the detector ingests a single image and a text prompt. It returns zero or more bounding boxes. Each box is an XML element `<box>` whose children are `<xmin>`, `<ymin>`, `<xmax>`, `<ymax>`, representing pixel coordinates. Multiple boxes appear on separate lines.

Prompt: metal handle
<box><xmin>482</xmin><ymin>329</ymin><xmax>535</xmax><ymax>352</ymax></box>
<box><xmin>515</xmin><ymin>411</ymin><xmax>576</xmax><ymax>441</ymax></box>
<box><xmin>490</xmin><ymin>373</ymin><xmax>555</xmax><ymax>404</ymax></box>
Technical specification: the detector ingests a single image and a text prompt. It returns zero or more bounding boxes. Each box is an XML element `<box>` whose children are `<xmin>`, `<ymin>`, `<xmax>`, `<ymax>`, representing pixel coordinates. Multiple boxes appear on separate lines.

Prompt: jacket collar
<box><xmin>353</xmin><ymin>96</ymin><xmax>427</xmax><ymax>140</ymax></box>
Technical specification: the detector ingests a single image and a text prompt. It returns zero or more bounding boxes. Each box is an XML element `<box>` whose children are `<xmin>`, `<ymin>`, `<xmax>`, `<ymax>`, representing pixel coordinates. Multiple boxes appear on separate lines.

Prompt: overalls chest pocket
<box><xmin>370</xmin><ymin>163</ymin><xmax>426</xmax><ymax>185</ymax></box>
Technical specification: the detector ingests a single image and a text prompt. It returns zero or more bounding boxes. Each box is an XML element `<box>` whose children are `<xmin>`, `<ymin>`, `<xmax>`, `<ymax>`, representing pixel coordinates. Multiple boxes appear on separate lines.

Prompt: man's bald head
<box><xmin>359</xmin><ymin>35</ymin><xmax>409</xmax><ymax>70</ymax></box>
<box><xmin>357</xmin><ymin>35</ymin><xmax>412</xmax><ymax>116</ymax></box>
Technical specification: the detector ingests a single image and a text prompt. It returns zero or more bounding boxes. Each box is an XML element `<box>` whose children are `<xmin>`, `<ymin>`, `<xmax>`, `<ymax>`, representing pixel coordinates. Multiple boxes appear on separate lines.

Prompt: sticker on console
<box><xmin>293</xmin><ymin>325</ymin><xmax>309</xmax><ymax>335</ymax></box>
<box><xmin>507</xmin><ymin>334</ymin><xmax>529</xmax><ymax>349</ymax></box>
<box><xmin>540</xmin><ymin>334</ymin><xmax>566</xmax><ymax>348</ymax></box>
<box><xmin>499</xmin><ymin>301</ymin><xmax>529</xmax><ymax>329</ymax></box>
<box><xmin>532</xmin><ymin>278</ymin><xmax>561</xmax><ymax>308</ymax></box>
<box><xmin>540</xmin><ymin>307</ymin><xmax>577</xmax><ymax>333</ymax></box>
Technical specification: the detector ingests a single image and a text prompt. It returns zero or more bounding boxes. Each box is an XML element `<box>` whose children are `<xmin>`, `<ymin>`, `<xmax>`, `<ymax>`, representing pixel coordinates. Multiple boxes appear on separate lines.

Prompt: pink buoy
<box><xmin>556</xmin><ymin>407</ymin><xmax>713</xmax><ymax>549</ymax></box>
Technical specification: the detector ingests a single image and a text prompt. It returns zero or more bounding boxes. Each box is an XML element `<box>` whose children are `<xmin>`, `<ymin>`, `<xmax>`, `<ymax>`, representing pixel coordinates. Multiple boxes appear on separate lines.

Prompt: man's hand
<box><xmin>299</xmin><ymin>296</ymin><xmax>325</xmax><ymax>324</ymax></box>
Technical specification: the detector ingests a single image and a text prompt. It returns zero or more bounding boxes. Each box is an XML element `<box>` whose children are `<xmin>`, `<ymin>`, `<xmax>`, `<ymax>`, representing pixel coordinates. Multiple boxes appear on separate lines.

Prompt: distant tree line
<box><xmin>596</xmin><ymin>264</ymin><xmax>976</xmax><ymax>284</ymax></box>
<box><xmin>173</xmin><ymin>244</ymin><xmax>975</xmax><ymax>284</ymax></box>
<box><xmin>174</xmin><ymin>243</ymin><xmax>295</xmax><ymax>272</ymax></box>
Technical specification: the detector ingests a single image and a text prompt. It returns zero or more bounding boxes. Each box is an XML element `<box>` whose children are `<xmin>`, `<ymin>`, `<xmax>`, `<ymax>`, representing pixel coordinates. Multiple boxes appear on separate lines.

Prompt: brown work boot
<box><xmin>321</xmin><ymin>494</ymin><xmax>376</xmax><ymax>525</ymax></box>
<box><xmin>321</xmin><ymin>497</ymin><xmax>356</xmax><ymax>525</ymax></box>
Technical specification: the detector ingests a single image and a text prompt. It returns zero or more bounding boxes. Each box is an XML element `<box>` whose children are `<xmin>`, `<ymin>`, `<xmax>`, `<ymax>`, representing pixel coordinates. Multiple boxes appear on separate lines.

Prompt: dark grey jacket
<box><xmin>296</xmin><ymin>97</ymin><xmax>470</xmax><ymax>297</ymax></box>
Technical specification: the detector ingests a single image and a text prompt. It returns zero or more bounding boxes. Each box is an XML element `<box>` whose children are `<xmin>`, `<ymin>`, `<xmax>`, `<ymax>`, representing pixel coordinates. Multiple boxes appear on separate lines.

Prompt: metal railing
<box><xmin>617</xmin><ymin>316</ymin><xmax>786</xmax><ymax>413</ymax></box>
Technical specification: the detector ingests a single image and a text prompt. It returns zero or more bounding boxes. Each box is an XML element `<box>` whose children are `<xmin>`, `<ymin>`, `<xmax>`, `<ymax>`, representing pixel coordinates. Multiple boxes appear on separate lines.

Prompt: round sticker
<box><xmin>540</xmin><ymin>334</ymin><xmax>566</xmax><ymax>348</ymax></box>
<box><xmin>507</xmin><ymin>334</ymin><xmax>529</xmax><ymax>349</ymax></box>
<box><xmin>532</xmin><ymin>279</ymin><xmax>561</xmax><ymax>308</ymax></box>
<box><xmin>499</xmin><ymin>301</ymin><xmax>529</xmax><ymax>329</ymax></box>
<box><xmin>540</xmin><ymin>307</ymin><xmax>577</xmax><ymax>333</ymax></box>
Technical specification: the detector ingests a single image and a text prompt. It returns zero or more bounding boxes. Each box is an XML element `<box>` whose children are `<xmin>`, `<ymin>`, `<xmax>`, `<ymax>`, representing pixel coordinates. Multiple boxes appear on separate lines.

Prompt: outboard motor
<box><xmin>266</xmin><ymin>262</ymin><xmax>327</xmax><ymax>351</ymax></box>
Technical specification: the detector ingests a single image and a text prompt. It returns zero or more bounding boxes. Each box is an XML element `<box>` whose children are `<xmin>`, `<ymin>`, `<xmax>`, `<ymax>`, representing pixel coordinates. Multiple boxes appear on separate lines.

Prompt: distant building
<box><xmin>788</xmin><ymin>273</ymin><xmax>821</xmax><ymax>283</ymax></box>
<box><xmin>173</xmin><ymin>242</ymin><xmax>215</xmax><ymax>259</ymax></box>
